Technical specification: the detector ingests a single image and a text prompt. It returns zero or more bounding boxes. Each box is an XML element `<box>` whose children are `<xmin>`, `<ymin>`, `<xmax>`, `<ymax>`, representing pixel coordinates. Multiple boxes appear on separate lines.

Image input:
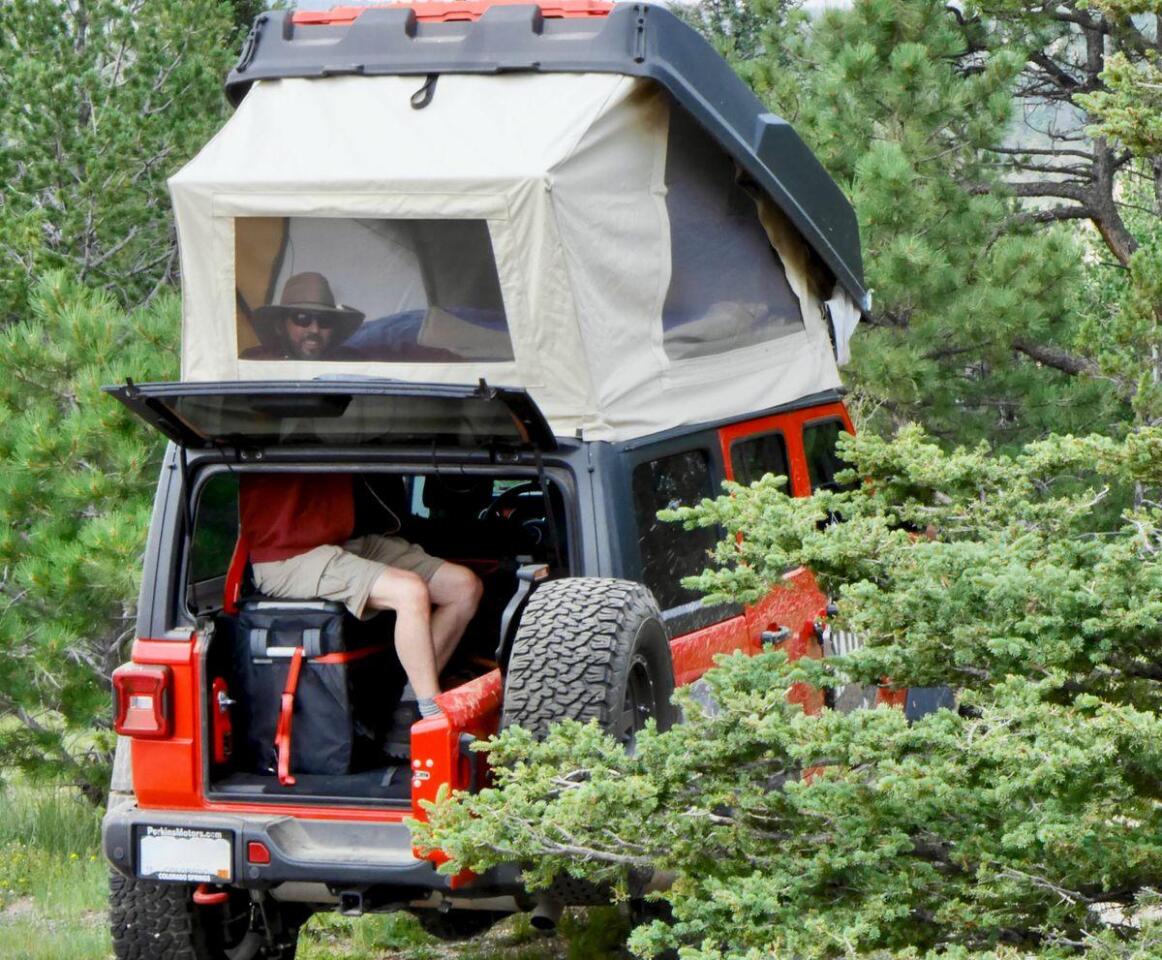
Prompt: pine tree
<box><xmin>418</xmin><ymin>426</ymin><xmax>1162</xmax><ymax>958</ymax></box>
<box><xmin>1069</xmin><ymin>0</ymin><xmax>1162</xmax><ymax>422</ymax></box>
<box><xmin>0</xmin><ymin>274</ymin><xmax>179</xmax><ymax>800</ymax></box>
<box><xmin>0</xmin><ymin>0</ymin><xmax>243</xmax><ymax>321</ymax></box>
<box><xmin>0</xmin><ymin>0</ymin><xmax>247</xmax><ymax>793</ymax></box>
<box><xmin>688</xmin><ymin>0</ymin><xmax>1132</xmax><ymax>445</ymax></box>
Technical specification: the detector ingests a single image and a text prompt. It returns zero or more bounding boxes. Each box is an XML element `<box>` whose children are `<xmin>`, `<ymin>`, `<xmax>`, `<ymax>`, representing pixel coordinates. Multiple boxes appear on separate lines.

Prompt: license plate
<box><xmin>137</xmin><ymin>825</ymin><xmax>233</xmax><ymax>883</ymax></box>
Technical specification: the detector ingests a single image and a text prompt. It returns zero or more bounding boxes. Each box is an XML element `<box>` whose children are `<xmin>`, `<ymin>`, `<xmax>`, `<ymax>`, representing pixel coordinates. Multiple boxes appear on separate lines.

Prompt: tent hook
<box><xmin>410</xmin><ymin>73</ymin><xmax>438</xmax><ymax>110</ymax></box>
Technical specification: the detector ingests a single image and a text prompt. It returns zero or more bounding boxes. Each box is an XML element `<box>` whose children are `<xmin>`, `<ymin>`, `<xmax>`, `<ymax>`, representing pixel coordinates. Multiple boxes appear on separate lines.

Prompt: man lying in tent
<box><xmin>243</xmin><ymin>271</ymin><xmax>364</xmax><ymax>360</ymax></box>
<box><xmin>238</xmin><ymin>470</ymin><xmax>484</xmax><ymax>734</ymax></box>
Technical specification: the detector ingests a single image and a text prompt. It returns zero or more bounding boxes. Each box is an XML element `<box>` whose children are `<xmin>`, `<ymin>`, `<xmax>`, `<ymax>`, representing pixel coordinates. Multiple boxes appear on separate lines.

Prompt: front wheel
<box><xmin>109</xmin><ymin>872</ymin><xmax>301</xmax><ymax>960</ymax></box>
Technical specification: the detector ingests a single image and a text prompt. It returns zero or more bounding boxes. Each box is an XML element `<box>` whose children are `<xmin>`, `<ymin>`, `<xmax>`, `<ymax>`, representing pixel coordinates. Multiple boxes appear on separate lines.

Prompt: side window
<box><xmin>803</xmin><ymin>419</ymin><xmax>854</xmax><ymax>492</ymax></box>
<box><xmin>730</xmin><ymin>432</ymin><xmax>789</xmax><ymax>487</ymax></box>
<box><xmin>190</xmin><ymin>474</ymin><xmax>240</xmax><ymax>581</ymax></box>
<box><xmin>188</xmin><ymin>473</ymin><xmax>239</xmax><ymax>605</ymax></box>
<box><xmin>632</xmin><ymin>449</ymin><xmax>720</xmax><ymax>611</ymax></box>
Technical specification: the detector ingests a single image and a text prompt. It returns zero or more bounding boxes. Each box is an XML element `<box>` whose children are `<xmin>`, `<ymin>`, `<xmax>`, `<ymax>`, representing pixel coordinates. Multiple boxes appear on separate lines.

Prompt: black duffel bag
<box><xmin>236</xmin><ymin>599</ymin><xmax>392</xmax><ymax>783</ymax></box>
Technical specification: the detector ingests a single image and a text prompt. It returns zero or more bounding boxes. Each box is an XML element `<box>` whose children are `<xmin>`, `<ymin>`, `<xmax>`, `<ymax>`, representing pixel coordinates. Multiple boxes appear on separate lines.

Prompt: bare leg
<box><xmin>365</xmin><ymin>568</ymin><xmax>439</xmax><ymax>698</ymax></box>
<box><xmin>427</xmin><ymin>562</ymin><xmax>483</xmax><ymax>671</ymax></box>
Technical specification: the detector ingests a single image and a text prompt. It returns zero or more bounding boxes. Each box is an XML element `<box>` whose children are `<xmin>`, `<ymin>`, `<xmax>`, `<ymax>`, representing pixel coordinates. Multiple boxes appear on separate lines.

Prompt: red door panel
<box><xmin>670</xmin><ymin>615</ymin><xmax>750</xmax><ymax>687</ymax></box>
<box><xmin>718</xmin><ymin>402</ymin><xmax>854</xmax><ymax>714</ymax></box>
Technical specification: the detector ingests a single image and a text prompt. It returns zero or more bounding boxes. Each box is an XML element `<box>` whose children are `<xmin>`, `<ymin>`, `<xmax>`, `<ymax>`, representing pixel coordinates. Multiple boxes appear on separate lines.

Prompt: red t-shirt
<box><xmin>240</xmin><ymin>473</ymin><xmax>355</xmax><ymax>563</ymax></box>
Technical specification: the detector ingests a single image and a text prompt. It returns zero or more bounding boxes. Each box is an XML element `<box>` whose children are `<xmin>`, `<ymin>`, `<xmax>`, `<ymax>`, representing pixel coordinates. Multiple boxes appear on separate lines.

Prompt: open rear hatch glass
<box><xmin>103</xmin><ymin>379</ymin><xmax>557</xmax><ymax>451</ymax></box>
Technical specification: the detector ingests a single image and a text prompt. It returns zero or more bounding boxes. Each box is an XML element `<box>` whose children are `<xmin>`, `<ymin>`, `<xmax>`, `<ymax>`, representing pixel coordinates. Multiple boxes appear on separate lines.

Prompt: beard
<box><xmin>291</xmin><ymin>333</ymin><xmax>328</xmax><ymax>359</ymax></box>
<box><xmin>299</xmin><ymin>336</ymin><xmax>325</xmax><ymax>357</ymax></box>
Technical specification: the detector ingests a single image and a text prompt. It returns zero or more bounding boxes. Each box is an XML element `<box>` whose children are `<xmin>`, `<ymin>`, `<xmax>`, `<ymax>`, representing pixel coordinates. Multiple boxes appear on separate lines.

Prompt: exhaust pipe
<box><xmin>530</xmin><ymin>895</ymin><xmax>563</xmax><ymax>933</ymax></box>
<box><xmin>338</xmin><ymin>890</ymin><xmax>364</xmax><ymax>917</ymax></box>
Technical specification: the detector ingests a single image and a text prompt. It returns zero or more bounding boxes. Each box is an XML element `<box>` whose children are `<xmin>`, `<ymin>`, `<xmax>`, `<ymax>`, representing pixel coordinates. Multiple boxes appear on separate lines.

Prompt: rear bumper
<box><xmin>103</xmin><ymin>803</ymin><xmax>461</xmax><ymax>892</ymax></box>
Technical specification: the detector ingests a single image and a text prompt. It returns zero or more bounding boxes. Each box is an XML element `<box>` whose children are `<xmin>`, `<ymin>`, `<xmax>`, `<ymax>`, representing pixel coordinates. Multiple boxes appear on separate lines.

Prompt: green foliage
<box><xmin>419</xmin><ymin>428</ymin><xmax>1162</xmax><ymax>957</ymax></box>
<box><xmin>0</xmin><ymin>0</ymin><xmax>243</xmax><ymax>795</ymax></box>
<box><xmin>0</xmin><ymin>782</ymin><xmax>103</xmax><ymax>857</ymax></box>
<box><xmin>1071</xmin><ymin>0</ymin><xmax>1162</xmax><ymax>424</ymax></box>
<box><xmin>1080</xmin><ymin>48</ymin><xmax>1162</xmax><ymax>160</ymax></box>
<box><xmin>0</xmin><ymin>273</ymin><xmax>178</xmax><ymax>798</ymax></box>
<box><xmin>0</xmin><ymin>780</ymin><xmax>110</xmax><ymax>959</ymax></box>
<box><xmin>694</xmin><ymin>0</ymin><xmax>1128</xmax><ymax>446</ymax></box>
<box><xmin>670</xmin><ymin>0</ymin><xmax>797</xmax><ymax>72</ymax></box>
<box><xmin>0</xmin><ymin>0</ymin><xmax>242</xmax><ymax>321</ymax></box>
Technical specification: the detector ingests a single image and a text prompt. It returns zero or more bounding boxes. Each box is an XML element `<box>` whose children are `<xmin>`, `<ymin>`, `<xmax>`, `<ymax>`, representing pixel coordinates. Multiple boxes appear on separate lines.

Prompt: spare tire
<box><xmin>501</xmin><ymin>578</ymin><xmax>676</xmax><ymax>746</ymax></box>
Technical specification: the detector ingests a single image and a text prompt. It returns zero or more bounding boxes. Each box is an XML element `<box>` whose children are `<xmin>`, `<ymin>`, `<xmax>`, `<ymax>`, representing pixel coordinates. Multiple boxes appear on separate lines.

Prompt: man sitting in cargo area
<box><xmin>242</xmin><ymin>271</ymin><xmax>363</xmax><ymax>361</ymax></box>
<box><xmin>239</xmin><ymin>472</ymin><xmax>483</xmax><ymax>724</ymax></box>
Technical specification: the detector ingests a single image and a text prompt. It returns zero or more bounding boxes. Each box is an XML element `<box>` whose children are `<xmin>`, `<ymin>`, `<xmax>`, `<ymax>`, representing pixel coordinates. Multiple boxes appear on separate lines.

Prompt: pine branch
<box><xmin>1012</xmin><ymin>339</ymin><xmax>1102</xmax><ymax>379</ymax></box>
<box><xmin>989</xmin><ymin>145</ymin><xmax>1095</xmax><ymax>161</ymax></box>
<box><xmin>1005</xmin><ymin>205</ymin><xmax>1098</xmax><ymax>228</ymax></box>
<box><xmin>1029</xmin><ymin>51</ymin><xmax>1083</xmax><ymax>91</ymax></box>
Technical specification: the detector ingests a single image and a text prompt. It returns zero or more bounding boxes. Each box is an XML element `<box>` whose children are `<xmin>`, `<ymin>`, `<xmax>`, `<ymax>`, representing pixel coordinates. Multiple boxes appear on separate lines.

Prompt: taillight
<box><xmin>112</xmin><ymin>664</ymin><xmax>173</xmax><ymax>738</ymax></box>
<box><xmin>247</xmin><ymin>841</ymin><xmax>271</xmax><ymax>864</ymax></box>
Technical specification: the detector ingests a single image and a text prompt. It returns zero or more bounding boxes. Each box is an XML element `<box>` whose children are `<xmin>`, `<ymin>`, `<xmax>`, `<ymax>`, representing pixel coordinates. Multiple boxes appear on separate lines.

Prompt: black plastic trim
<box><xmin>103</xmin><ymin>804</ymin><xmax>452</xmax><ymax>890</ymax></box>
<box><xmin>618</xmin><ymin>388</ymin><xmax>845</xmax><ymax>452</ymax></box>
<box><xmin>104</xmin><ymin>379</ymin><xmax>558</xmax><ymax>453</ymax></box>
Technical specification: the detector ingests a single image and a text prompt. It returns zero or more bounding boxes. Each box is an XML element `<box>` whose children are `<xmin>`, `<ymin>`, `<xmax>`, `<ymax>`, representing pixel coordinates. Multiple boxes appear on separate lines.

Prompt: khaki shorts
<box><xmin>252</xmin><ymin>535</ymin><xmax>444</xmax><ymax>619</ymax></box>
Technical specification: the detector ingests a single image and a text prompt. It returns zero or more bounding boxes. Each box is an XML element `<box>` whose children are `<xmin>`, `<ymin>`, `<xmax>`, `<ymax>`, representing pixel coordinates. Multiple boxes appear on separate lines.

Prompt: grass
<box><xmin>0</xmin><ymin>777</ymin><xmax>632</xmax><ymax>960</ymax></box>
<box><xmin>297</xmin><ymin>907</ymin><xmax>630</xmax><ymax>960</ymax></box>
<box><xmin>0</xmin><ymin>780</ymin><xmax>109</xmax><ymax>960</ymax></box>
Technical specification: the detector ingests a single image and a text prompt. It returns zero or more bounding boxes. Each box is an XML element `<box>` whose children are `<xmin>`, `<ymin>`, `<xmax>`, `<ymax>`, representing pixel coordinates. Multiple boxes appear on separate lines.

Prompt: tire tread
<box><xmin>501</xmin><ymin>577</ymin><xmax>672</xmax><ymax>736</ymax></box>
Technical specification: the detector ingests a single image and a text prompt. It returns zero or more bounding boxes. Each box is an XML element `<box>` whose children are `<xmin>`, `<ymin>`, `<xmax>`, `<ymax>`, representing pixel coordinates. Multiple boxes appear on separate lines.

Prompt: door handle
<box><xmin>761</xmin><ymin>626</ymin><xmax>791</xmax><ymax>646</ymax></box>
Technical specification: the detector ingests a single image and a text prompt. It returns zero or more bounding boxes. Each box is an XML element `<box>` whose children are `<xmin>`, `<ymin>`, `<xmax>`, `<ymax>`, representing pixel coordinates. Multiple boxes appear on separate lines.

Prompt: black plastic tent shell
<box><xmin>225</xmin><ymin>2</ymin><xmax>868</xmax><ymax>309</ymax></box>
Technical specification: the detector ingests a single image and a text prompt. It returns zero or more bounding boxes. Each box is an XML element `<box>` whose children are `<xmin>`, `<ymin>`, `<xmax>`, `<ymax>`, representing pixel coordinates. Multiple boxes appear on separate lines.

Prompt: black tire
<box><xmin>412</xmin><ymin>908</ymin><xmax>505</xmax><ymax>941</ymax></box>
<box><xmin>109</xmin><ymin>872</ymin><xmax>299</xmax><ymax>960</ymax></box>
<box><xmin>502</xmin><ymin>578</ymin><xmax>676</xmax><ymax>746</ymax></box>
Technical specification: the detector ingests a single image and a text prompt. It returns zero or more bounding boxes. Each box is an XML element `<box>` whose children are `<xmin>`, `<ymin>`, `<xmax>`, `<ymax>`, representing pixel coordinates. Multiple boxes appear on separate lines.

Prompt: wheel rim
<box><xmin>618</xmin><ymin>654</ymin><xmax>658</xmax><ymax>751</ymax></box>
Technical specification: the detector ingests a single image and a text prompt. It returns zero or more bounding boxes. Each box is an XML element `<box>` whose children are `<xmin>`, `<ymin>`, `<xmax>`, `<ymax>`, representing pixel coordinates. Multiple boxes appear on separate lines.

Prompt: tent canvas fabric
<box><xmin>170</xmin><ymin>71</ymin><xmax>855</xmax><ymax>442</ymax></box>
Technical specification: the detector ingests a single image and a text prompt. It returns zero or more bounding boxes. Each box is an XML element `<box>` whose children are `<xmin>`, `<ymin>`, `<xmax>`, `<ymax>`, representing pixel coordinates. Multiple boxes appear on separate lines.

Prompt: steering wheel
<box><xmin>478</xmin><ymin>481</ymin><xmax>545</xmax><ymax>525</ymax></box>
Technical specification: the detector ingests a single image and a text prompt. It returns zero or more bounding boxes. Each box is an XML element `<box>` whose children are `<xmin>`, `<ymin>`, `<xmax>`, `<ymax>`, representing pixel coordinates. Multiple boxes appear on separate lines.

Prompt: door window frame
<box><xmin>800</xmin><ymin>413</ymin><xmax>855</xmax><ymax>493</ymax></box>
<box><xmin>727</xmin><ymin>429</ymin><xmax>790</xmax><ymax>490</ymax></box>
<box><xmin>719</xmin><ymin>401</ymin><xmax>853</xmax><ymax>495</ymax></box>
<box><xmin>619</xmin><ymin>428</ymin><xmax>740</xmax><ymax>634</ymax></box>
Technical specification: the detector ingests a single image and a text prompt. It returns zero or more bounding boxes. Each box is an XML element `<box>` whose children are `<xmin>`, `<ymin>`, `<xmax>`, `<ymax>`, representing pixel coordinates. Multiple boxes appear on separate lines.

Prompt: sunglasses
<box><xmin>288</xmin><ymin>311</ymin><xmax>339</xmax><ymax>330</ymax></box>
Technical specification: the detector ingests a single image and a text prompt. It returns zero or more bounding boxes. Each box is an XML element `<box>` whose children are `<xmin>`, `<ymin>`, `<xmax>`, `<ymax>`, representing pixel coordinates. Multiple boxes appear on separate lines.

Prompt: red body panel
<box><xmin>210</xmin><ymin>677</ymin><xmax>233</xmax><ymax>765</ymax></box>
<box><xmin>718</xmin><ymin>400</ymin><xmax>854</xmax><ymax>498</ymax></box>
<box><xmin>130</xmin><ymin>635</ymin><xmax>413</xmax><ymax>822</ymax></box>
<box><xmin>128</xmin><ymin>639</ymin><xmax>202</xmax><ymax>808</ymax></box>
<box><xmin>670</xmin><ymin>616</ymin><xmax>750</xmax><ymax>686</ymax></box>
<box><xmin>292</xmin><ymin>0</ymin><xmax>613</xmax><ymax>26</ymax></box>
<box><xmin>412</xmin><ymin>670</ymin><xmax>503</xmax><ymax>816</ymax></box>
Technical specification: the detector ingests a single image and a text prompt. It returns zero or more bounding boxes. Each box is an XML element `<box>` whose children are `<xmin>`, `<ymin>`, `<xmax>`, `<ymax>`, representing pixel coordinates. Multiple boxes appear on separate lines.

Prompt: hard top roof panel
<box><xmin>224</xmin><ymin>2</ymin><xmax>867</xmax><ymax>308</ymax></box>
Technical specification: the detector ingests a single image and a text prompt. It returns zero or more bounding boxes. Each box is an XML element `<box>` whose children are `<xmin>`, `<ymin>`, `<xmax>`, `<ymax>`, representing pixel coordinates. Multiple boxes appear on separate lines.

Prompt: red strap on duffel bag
<box><xmin>275</xmin><ymin>647</ymin><xmax>305</xmax><ymax>786</ymax></box>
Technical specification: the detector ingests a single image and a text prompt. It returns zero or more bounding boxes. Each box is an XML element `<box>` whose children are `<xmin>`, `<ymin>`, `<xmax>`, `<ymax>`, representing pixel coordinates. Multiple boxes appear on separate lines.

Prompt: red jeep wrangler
<box><xmin>100</xmin><ymin>4</ymin><xmax>938</xmax><ymax>957</ymax></box>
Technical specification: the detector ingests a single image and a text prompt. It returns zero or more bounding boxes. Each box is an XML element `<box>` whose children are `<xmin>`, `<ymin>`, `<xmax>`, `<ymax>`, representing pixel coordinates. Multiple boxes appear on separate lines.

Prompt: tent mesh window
<box><xmin>234</xmin><ymin>217</ymin><xmax>513</xmax><ymax>363</ymax></box>
<box><xmin>662</xmin><ymin>108</ymin><xmax>804</xmax><ymax>361</ymax></box>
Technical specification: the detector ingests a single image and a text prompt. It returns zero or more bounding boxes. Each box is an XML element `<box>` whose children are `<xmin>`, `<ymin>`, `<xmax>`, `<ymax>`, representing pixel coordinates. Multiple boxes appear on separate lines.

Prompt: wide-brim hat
<box><xmin>251</xmin><ymin>271</ymin><xmax>365</xmax><ymax>349</ymax></box>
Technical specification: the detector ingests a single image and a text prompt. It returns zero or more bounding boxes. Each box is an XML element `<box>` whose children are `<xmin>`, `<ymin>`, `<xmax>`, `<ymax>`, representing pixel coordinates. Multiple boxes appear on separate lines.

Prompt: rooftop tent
<box><xmin>170</xmin><ymin>2</ymin><xmax>865</xmax><ymax>442</ymax></box>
